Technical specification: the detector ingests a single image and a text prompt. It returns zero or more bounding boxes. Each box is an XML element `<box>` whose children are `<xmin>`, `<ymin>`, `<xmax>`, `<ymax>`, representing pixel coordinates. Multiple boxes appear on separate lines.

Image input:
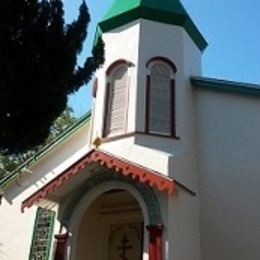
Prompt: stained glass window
<box><xmin>29</xmin><ymin>207</ymin><xmax>55</xmax><ymax>260</ymax></box>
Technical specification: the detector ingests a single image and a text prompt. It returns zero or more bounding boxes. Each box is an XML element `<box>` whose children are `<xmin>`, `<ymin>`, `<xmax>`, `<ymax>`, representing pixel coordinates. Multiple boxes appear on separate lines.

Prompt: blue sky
<box><xmin>65</xmin><ymin>0</ymin><xmax>260</xmax><ymax>117</ymax></box>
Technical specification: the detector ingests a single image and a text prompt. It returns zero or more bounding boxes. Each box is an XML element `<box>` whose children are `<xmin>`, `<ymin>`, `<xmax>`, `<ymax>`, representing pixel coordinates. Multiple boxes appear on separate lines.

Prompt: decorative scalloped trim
<box><xmin>21</xmin><ymin>149</ymin><xmax>175</xmax><ymax>212</ymax></box>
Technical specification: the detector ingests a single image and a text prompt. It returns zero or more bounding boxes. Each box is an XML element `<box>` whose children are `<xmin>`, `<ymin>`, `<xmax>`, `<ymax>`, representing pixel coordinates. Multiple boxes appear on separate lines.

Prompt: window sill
<box><xmin>101</xmin><ymin>131</ymin><xmax>180</xmax><ymax>144</ymax></box>
<box><xmin>138</xmin><ymin>131</ymin><xmax>180</xmax><ymax>140</ymax></box>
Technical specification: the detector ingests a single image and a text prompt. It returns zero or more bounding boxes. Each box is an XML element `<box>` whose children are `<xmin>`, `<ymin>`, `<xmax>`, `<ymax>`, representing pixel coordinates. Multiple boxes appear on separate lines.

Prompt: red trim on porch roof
<box><xmin>21</xmin><ymin>149</ymin><xmax>175</xmax><ymax>212</ymax></box>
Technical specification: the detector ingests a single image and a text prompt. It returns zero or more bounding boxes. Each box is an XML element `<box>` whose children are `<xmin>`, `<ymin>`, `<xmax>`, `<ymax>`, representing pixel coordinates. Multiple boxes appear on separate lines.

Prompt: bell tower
<box><xmin>90</xmin><ymin>0</ymin><xmax>207</xmax><ymax>189</ymax></box>
<box><xmin>89</xmin><ymin>1</ymin><xmax>207</xmax><ymax>259</ymax></box>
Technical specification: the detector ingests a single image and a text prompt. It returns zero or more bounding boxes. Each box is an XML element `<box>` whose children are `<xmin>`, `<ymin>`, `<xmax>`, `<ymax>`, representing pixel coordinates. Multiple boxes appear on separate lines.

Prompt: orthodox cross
<box><xmin>117</xmin><ymin>234</ymin><xmax>133</xmax><ymax>260</ymax></box>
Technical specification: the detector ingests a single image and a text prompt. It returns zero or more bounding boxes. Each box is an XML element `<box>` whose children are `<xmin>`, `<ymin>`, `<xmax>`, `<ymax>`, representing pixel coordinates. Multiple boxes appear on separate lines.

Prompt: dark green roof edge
<box><xmin>98</xmin><ymin>6</ymin><xmax>207</xmax><ymax>51</ymax></box>
<box><xmin>191</xmin><ymin>76</ymin><xmax>260</xmax><ymax>96</ymax></box>
<box><xmin>0</xmin><ymin>111</ymin><xmax>92</xmax><ymax>189</ymax></box>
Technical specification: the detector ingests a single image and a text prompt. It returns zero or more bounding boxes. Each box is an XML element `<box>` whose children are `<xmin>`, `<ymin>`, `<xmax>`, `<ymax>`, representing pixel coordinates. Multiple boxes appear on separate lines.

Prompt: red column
<box><xmin>146</xmin><ymin>224</ymin><xmax>164</xmax><ymax>260</ymax></box>
<box><xmin>54</xmin><ymin>233</ymin><xmax>69</xmax><ymax>260</ymax></box>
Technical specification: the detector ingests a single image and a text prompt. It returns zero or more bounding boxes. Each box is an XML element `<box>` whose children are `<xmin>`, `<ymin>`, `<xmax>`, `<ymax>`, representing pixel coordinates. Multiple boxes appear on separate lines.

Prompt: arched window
<box><xmin>103</xmin><ymin>60</ymin><xmax>130</xmax><ymax>137</ymax></box>
<box><xmin>146</xmin><ymin>57</ymin><xmax>177</xmax><ymax>137</ymax></box>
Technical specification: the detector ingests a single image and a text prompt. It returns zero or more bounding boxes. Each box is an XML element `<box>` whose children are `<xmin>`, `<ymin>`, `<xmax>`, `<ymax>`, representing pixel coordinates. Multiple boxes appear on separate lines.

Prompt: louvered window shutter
<box><xmin>106</xmin><ymin>66</ymin><xmax>128</xmax><ymax>136</ymax></box>
<box><xmin>149</xmin><ymin>64</ymin><xmax>171</xmax><ymax>135</ymax></box>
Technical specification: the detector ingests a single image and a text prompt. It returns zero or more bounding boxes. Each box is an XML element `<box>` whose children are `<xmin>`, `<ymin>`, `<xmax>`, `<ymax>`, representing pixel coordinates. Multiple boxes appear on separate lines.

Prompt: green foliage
<box><xmin>0</xmin><ymin>106</ymin><xmax>77</xmax><ymax>180</ymax></box>
<box><xmin>0</xmin><ymin>0</ymin><xmax>104</xmax><ymax>154</ymax></box>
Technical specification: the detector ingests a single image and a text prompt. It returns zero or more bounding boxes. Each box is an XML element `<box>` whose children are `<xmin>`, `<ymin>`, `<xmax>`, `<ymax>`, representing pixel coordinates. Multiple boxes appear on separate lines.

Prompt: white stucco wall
<box><xmin>195</xmin><ymin>89</ymin><xmax>260</xmax><ymax>260</ymax></box>
<box><xmin>0</xmin><ymin>199</ymin><xmax>36</xmax><ymax>260</ymax></box>
<box><xmin>167</xmin><ymin>189</ymin><xmax>201</xmax><ymax>260</ymax></box>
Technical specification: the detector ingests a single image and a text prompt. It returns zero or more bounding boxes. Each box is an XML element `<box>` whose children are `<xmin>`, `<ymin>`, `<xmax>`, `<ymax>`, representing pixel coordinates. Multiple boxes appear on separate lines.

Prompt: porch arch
<box><xmin>56</xmin><ymin>170</ymin><xmax>164</xmax><ymax>260</ymax></box>
<box><xmin>61</xmin><ymin>169</ymin><xmax>162</xmax><ymax>227</ymax></box>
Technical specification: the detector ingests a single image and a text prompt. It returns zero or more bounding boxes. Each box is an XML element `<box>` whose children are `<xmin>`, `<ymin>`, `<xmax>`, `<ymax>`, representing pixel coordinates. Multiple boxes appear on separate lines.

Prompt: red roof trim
<box><xmin>21</xmin><ymin>149</ymin><xmax>175</xmax><ymax>212</ymax></box>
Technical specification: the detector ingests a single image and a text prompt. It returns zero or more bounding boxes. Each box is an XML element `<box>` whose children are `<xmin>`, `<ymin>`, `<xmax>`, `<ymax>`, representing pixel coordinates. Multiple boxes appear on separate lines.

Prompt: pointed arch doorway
<box><xmin>75</xmin><ymin>189</ymin><xmax>144</xmax><ymax>260</ymax></box>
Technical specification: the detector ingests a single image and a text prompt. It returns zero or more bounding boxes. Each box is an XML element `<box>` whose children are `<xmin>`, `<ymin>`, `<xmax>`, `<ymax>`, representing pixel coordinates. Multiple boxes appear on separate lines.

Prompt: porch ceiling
<box><xmin>21</xmin><ymin>149</ymin><xmax>175</xmax><ymax>212</ymax></box>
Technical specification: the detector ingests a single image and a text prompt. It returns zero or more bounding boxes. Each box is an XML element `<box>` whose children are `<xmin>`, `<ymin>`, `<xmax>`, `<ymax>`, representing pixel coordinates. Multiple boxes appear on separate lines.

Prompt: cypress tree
<box><xmin>0</xmin><ymin>0</ymin><xmax>104</xmax><ymax>154</ymax></box>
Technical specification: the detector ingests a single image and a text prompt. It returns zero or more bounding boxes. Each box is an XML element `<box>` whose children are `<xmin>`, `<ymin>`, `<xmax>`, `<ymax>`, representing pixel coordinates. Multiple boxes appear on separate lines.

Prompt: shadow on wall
<box><xmin>0</xmin><ymin>243</ymin><xmax>7</xmax><ymax>256</ymax></box>
<box><xmin>134</xmin><ymin>134</ymin><xmax>180</xmax><ymax>154</ymax></box>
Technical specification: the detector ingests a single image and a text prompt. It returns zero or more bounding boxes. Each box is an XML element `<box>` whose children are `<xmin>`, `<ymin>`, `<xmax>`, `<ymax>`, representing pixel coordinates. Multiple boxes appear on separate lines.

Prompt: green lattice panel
<box><xmin>29</xmin><ymin>207</ymin><xmax>55</xmax><ymax>260</ymax></box>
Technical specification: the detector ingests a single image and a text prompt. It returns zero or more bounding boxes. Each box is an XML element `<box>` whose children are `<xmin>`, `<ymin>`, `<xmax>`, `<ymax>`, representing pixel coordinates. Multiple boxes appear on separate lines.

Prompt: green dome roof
<box><xmin>98</xmin><ymin>0</ymin><xmax>207</xmax><ymax>51</ymax></box>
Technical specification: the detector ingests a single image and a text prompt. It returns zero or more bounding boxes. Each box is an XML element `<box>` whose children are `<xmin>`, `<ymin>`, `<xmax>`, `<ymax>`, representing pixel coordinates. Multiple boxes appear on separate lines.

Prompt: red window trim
<box><xmin>102</xmin><ymin>82</ymin><xmax>111</xmax><ymax>137</ymax></box>
<box><xmin>92</xmin><ymin>78</ymin><xmax>98</xmax><ymax>98</ymax></box>
<box><xmin>106</xmin><ymin>59</ymin><xmax>133</xmax><ymax>76</ymax></box>
<box><xmin>146</xmin><ymin>56</ymin><xmax>177</xmax><ymax>73</ymax></box>
<box><xmin>100</xmin><ymin>131</ymin><xmax>180</xmax><ymax>145</ymax></box>
<box><xmin>170</xmin><ymin>78</ymin><xmax>176</xmax><ymax>137</ymax></box>
<box><xmin>145</xmin><ymin>74</ymin><xmax>151</xmax><ymax>133</ymax></box>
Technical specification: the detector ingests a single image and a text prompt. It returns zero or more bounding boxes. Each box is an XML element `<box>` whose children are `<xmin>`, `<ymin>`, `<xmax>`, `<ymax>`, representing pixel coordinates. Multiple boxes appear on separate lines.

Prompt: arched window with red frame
<box><xmin>103</xmin><ymin>60</ymin><xmax>131</xmax><ymax>137</ymax></box>
<box><xmin>145</xmin><ymin>57</ymin><xmax>177</xmax><ymax>137</ymax></box>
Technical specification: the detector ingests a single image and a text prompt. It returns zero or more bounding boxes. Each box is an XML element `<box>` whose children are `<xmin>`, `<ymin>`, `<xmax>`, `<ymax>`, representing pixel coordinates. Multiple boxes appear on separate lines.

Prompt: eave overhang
<box><xmin>191</xmin><ymin>76</ymin><xmax>260</xmax><ymax>96</ymax></box>
<box><xmin>0</xmin><ymin>111</ymin><xmax>92</xmax><ymax>189</ymax></box>
<box><xmin>97</xmin><ymin>0</ymin><xmax>207</xmax><ymax>52</ymax></box>
<box><xmin>21</xmin><ymin>149</ymin><xmax>175</xmax><ymax>212</ymax></box>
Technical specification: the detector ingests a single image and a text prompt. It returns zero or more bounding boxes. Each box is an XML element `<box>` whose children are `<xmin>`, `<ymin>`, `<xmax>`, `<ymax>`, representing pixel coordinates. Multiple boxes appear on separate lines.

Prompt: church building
<box><xmin>1</xmin><ymin>0</ymin><xmax>260</xmax><ymax>259</ymax></box>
